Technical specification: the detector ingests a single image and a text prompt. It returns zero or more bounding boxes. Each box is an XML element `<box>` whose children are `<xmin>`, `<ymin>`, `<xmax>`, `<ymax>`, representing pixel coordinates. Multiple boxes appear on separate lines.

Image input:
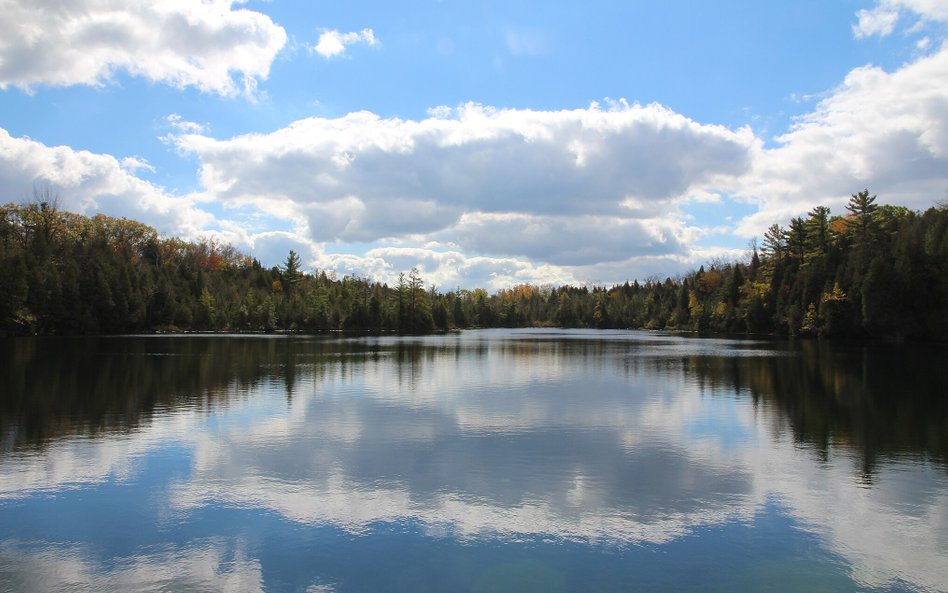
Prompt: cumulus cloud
<box><xmin>313</xmin><ymin>28</ymin><xmax>378</xmax><ymax>59</ymax></box>
<box><xmin>731</xmin><ymin>43</ymin><xmax>948</xmax><ymax>237</ymax></box>
<box><xmin>173</xmin><ymin>102</ymin><xmax>751</xmax><ymax>218</ymax></box>
<box><xmin>323</xmin><ymin>246</ymin><xmax>579</xmax><ymax>291</ymax></box>
<box><xmin>307</xmin><ymin>242</ymin><xmax>720</xmax><ymax>291</ymax></box>
<box><xmin>439</xmin><ymin>212</ymin><xmax>698</xmax><ymax>266</ymax></box>
<box><xmin>170</xmin><ymin>101</ymin><xmax>754</xmax><ymax>276</ymax></box>
<box><xmin>250</xmin><ymin>231</ymin><xmax>322</xmax><ymax>270</ymax></box>
<box><xmin>0</xmin><ymin>0</ymin><xmax>287</xmax><ymax>96</ymax></box>
<box><xmin>0</xmin><ymin>126</ymin><xmax>627</xmax><ymax>287</ymax></box>
<box><xmin>0</xmin><ymin>127</ymin><xmax>211</xmax><ymax>237</ymax></box>
<box><xmin>178</xmin><ymin>39</ymin><xmax>948</xmax><ymax>283</ymax></box>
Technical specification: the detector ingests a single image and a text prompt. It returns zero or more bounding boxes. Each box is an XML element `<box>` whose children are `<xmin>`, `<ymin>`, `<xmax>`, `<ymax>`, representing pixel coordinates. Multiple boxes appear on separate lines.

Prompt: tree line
<box><xmin>1</xmin><ymin>190</ymin><xmax>946</xmax><ymax>339</ymax></box>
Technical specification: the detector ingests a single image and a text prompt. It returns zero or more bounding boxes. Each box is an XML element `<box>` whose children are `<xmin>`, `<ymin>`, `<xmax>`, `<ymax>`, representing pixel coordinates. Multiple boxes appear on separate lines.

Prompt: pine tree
<box><xmin>282</xmin><ymin>250</ymin><xmax>303</xmax><ymax>294</ymax></box>
<box><xmin>847</xmin><ymin>189</ymin><xmax>878</xmax><ymax>248</ymax></box>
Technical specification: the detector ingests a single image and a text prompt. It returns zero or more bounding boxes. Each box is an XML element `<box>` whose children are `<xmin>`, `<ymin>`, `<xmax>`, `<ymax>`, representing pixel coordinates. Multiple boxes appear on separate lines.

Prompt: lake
<box><xmin>1</xmin><ymin>329</ymin><xmax>946</xmax><ymax>592</ymax></box>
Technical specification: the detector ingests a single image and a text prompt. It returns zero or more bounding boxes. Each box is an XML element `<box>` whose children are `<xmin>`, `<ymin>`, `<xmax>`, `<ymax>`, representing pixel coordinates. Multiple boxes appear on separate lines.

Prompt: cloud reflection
<box><xmin>0</xmin><ymin>539</ymin><xmax>264</xmax><ymax>593</ymax></box>
<box><xmin>1</xmin><ymin>332</ymin><xmax>946</xmax><ymax>591</ymax></box>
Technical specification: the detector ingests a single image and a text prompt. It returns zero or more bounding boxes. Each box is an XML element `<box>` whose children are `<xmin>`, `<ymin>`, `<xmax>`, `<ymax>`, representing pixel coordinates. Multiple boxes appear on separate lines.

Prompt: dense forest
<box><xmin>1</xmin><ymin>190</ymin><xmax>946</xmax><ymax>340</ymax></box>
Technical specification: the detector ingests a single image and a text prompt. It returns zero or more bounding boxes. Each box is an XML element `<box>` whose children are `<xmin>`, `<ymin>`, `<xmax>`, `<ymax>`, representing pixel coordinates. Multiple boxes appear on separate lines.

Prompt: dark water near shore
<box><xmin>1</xmin><ymin>329</ymin><xmax>946</xmax><ymax>592</ymax></box>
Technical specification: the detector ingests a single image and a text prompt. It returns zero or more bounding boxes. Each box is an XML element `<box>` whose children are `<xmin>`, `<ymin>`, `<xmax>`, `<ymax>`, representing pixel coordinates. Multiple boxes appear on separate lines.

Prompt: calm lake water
<box><xmin>1</xmin><ymin>329</ymin><xmax>946</xmax><ymax>593</ymax></box>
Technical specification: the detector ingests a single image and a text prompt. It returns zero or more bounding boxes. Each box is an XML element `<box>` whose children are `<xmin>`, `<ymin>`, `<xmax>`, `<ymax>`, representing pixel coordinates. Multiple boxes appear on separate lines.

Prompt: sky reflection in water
<box><xmin>0</xmin><ymin>330</ymin><xmax>946</xmax><ymax>592</ymax></box>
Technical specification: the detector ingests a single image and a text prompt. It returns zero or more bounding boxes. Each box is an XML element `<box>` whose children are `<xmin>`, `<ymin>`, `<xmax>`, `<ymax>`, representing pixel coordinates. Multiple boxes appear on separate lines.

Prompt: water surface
<box><xmin>1</xmin><ymin>329</ymin><xmax>946</xmax><ymax>592</ymax></box>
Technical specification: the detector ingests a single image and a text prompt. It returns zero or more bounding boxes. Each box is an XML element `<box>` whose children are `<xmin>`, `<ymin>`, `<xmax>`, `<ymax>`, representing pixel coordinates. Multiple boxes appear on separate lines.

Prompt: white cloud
<box><xmin>250</xmin><ymin>231</ymin><xmax>322</xmax><ymax>270</ymax></box>
<box><xmin>0</xmin><ymin>0</ymin><xmax>287</xmax><ymax>97</ymax></box>
<box><xmin>328</xmin><ymin>246</ymin><xmax>580</xmax><ymax>290</ymax></box>
<box><xmin>173</xmin><ymin>102</ymin><xmax>751</xmax><ymax>219</ymax></box>
<box><xmin>313</xmin><ymin>28</ymin><xmax>378</xmax><ymax>59</ymax></box>
<box><xmin>0</xmin><ymin>127</ymin><xmax>212</xmax><ymax>238</ymax></box>
<box><xmin>891</xmin><ymin>0</ymin><xmax>948</xmax><ymax>22</ymax></box>
<box><xmin>853</xmin><ymin>7</ymin><xmax>900</xmax><ymax>38</ymax></box>
<box><xmin>169</xmin><ymin>101</ymin><xmax>753</xmax><ymax>280</ymax></box>
<box><xmin>853</xmin><ymin>0</ymin><xmax>948</xmax><ymax>38</ymax></box>
<box><xmin>439</xmin><ymin>212</ymin><xmax>697</xmax><ymax>266</ymax></box>
<box><xmin>120</xmin><ymin>156</ymin><xmax>155</xmax><ymax>174</ymax></box>
<box><xmin>0</xmin><ymin>125</ymin><xmax>596</xmax><ymax>286</ymax></box>
<box><xmin>731</xmin><ymin>43</ymin><xmax>948</xmax><ymax>237</ymax></box>
<box><xmin>166</xmin><ymin>114</ymin><xmax>209</xmax><ymax>135</ymax></box>
<box><xmin>0</xmin><ymin>126</ymin><xmax>592</xmax><ymax>288</ymax></box>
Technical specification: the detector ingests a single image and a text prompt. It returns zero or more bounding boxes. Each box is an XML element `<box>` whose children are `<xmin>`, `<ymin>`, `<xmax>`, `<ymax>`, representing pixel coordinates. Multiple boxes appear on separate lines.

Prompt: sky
<box><xmin>1</xmin><ymin>0</ymin><xmax>947</xmax><ymax>290</ymax></box>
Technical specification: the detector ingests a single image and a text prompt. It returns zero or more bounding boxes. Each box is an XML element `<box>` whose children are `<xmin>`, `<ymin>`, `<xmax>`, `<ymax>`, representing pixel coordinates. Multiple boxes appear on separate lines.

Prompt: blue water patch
<box><xmin>2</xmin><ymin>331</ymin><xmax>945</xmax><ymax>592</ymax></box>
<box><xmin>682</xmin><ymin>390</ymin><xmax>757</xmax><ymax>449</ymax></box>
<box><xmin>0</xmin><ymin>442</ymin><xmax>193</xmax><ymax>553</ymax></box>
<box><xmin>229</xmin><ymin>500</ymin><xmax>893</xmax><ymax>592</ymax></box>
<box><xmin>0</xmin><ymin>487</ymin><xmax>913</xmax><ymax>593</ymax></box>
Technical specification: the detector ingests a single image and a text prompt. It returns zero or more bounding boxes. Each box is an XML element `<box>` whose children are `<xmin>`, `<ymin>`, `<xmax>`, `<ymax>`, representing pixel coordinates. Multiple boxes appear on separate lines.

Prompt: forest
<box><xmin>1</xmin><ymin>190</ymin><xmax>946</xmax><ymax>340</ymax></box>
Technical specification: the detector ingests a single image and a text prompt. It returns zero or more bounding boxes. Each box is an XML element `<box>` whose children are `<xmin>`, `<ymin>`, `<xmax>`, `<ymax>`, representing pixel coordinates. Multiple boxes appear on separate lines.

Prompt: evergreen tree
<box><xmin>847</xmin><ymin>189</ymin><xmax>878</xmax><ymax>249</ymax></box>
<box><xmin>282</xmin><ymin>250</ymin><xmax>303</xmax><ymax>294</ymax></box>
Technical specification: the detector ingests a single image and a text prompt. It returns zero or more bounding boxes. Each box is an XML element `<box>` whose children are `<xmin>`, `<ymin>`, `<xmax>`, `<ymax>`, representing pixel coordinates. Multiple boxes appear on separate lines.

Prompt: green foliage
<box><xmin>1</xmin><ymin>193</ymin><xmax>946</xmax><ymax>340</ymax></box>
<box><xmin>282</xmin><ymin>250</ymin><xmax>303</xmax><ymax>294</ymax></box>
<box><xmin>847</xmin><ymin>189</ymin><xmax>879</xmax><ymax>245</ymax></box>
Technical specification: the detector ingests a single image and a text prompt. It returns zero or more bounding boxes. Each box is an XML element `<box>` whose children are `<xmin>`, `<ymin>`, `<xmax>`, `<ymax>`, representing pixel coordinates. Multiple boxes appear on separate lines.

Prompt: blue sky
<box><xmin>1</xmin><ymin>0</ymin><xmax>947</xmax><ymax>289</ymax></box>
